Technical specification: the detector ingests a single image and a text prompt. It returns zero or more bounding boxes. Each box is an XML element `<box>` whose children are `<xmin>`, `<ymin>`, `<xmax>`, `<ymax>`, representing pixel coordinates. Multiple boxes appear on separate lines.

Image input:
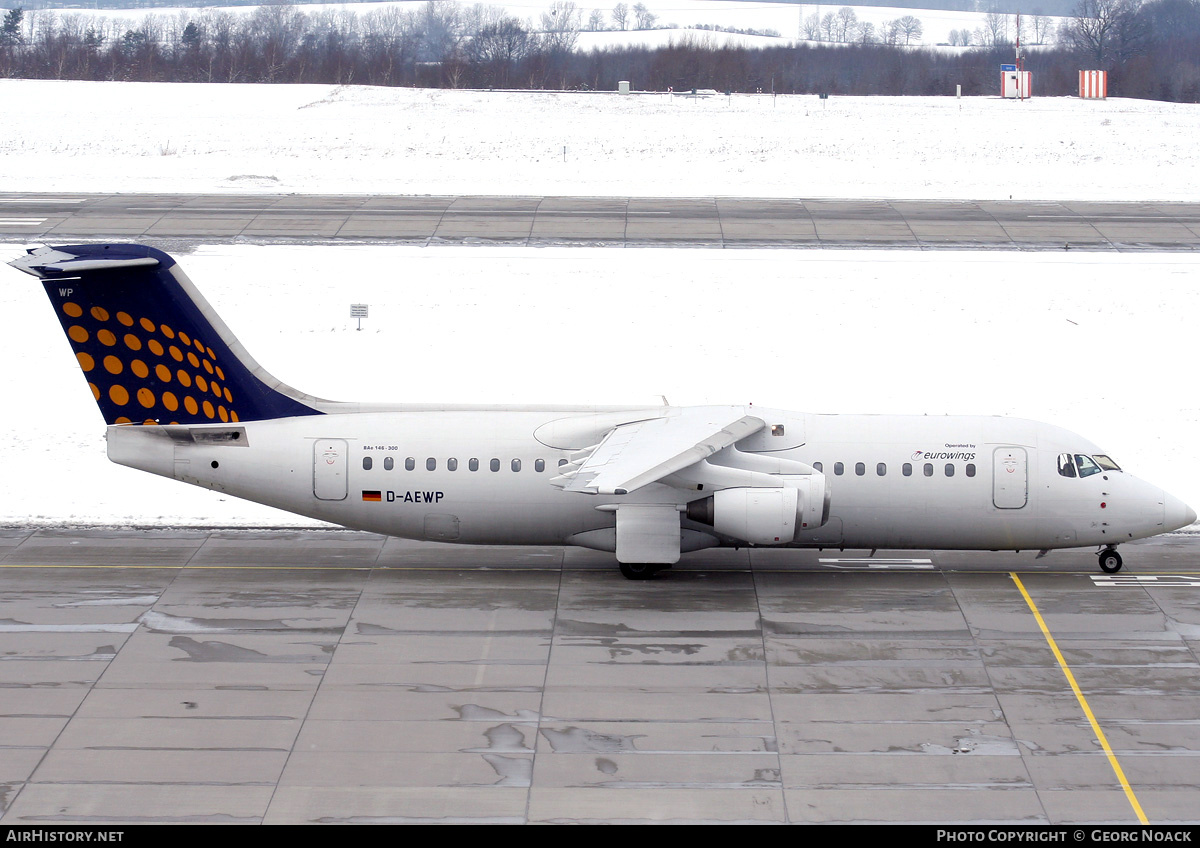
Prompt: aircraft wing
<box><xmin>551</xmin><ymin>407</ymin><xmax>765</xmax><ymax>495</ymax></box>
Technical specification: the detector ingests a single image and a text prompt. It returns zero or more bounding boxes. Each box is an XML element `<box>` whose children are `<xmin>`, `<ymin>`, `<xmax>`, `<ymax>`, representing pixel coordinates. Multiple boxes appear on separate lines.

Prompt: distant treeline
<box><xmin>1</xmin><ymin>0</ymin><xmax>1198</xmax><ymax>101</ymax></box>
<box><xmin>0</xmin><ymin>0</ymin><xmax>1083</xmax><ymax>15</ymax></box>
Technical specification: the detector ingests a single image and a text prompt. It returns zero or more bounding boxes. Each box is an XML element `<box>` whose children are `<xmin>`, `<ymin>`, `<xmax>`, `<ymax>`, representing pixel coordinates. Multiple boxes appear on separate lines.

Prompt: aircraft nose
<box><xmin>1163</xmin><ymin>491</ymin><xmax>1197</xmax><ymax>532</ymax></box>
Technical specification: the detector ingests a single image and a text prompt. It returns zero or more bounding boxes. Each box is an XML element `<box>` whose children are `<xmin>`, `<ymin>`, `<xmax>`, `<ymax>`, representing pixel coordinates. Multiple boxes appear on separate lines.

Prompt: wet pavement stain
<box><xmin>460</xmin><ymin>723</ymin><xmax>534</xmax><ymax>753</ymax></box>
<box><xmin>557</xmin><ymin>619</ymin><xmax>761</xmax><ymax>639</ymax></box>
<box><xmin>167</xmin><ymin>636</ymin><xmax>330</xmax><ymax>664</ymax></box>
<box><xmin>354</xmin><ymin>622</ymin><xmax>549</xmax><ymax>638</ymax></box>
<box><xmin>454</xmin><ymin>704</ymin><xmax>540</xmax><ymax>722</ymax></box>
<box><xmin>481</xmin><ymin>753</ymin><xmax>532</xmax><ymax>786</ymax></box>
<box><xmin>138</xmin><ymin>610</ymin><xmax>343</xmax><ymax>635</ymax></box>
<box><xmin>541</xmin><ymin>726</ymin><xmax>645</xmax><ymax>753</ymax></box>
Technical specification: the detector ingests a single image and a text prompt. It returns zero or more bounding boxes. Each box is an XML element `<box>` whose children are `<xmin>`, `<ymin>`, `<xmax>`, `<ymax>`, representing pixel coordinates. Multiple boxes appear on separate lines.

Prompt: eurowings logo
<box><xmin>913</xmin><ymin>446</ymin><xmax>977</xmax><ymax>461</ymax></box>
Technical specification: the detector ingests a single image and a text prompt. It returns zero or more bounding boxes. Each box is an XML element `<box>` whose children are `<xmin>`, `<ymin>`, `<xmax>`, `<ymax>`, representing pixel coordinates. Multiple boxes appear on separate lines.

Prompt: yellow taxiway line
<box><xmin>1011</xmin><ymin>571</ymin><xmax>1149</xmax><ymax>824</ymax></box>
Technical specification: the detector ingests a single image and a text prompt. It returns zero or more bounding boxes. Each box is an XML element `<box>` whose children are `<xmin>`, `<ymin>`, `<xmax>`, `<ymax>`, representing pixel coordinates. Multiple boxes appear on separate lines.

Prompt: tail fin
<box><xmin>11</xmin><ymin>244</ymin><xmax>323</xmax><ymax>426</ymax></box>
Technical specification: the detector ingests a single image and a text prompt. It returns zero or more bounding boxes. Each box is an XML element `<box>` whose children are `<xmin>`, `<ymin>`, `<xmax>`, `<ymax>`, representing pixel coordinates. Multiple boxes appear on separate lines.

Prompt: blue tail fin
<box><xmin>11</xmin><ymin>244</ymin><xmax>323</xmax><ymax>426</ymax></box>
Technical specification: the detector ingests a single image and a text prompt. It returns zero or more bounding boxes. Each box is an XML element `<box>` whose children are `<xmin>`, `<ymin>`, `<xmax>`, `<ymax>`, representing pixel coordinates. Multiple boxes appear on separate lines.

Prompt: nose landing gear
<box><xmin>1098</xmin><ymin>547</ymin><xmax>1123</xmax><ymax>574</ymax></box>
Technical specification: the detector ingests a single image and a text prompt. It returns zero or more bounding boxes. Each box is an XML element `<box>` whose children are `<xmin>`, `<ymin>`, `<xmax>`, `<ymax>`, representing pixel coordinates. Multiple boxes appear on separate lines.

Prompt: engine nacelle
<box><xmin>685</xmin><ymin>474</ymin><xmax>829</xmax><ymax>545</ymax></box>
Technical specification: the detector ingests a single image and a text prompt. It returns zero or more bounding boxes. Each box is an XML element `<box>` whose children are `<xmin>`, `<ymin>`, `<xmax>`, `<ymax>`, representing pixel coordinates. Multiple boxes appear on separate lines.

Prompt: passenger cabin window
<box><xmin>535</xmin><ymin>459</ymin><xmax>545</xmax><ymax>472</ymax></box>
<box><xmin>384</xmin><ymin>457</ymin><xmax>394</xmax><ymax>471</ymax></box>
<box><xmin>426</xmin><ymin>458</ymin><xmax>436</xmax><ymax>471</ymax></box>
<box><xmin>558</xmin><ymin>458</ymin><xmax>568</xmax><ymax>467</ymax></box>
<box><xmin>834</xmin><ymin>462</ymin><xmax>844</xmax><ymax>476</ymax></box>
<box><xmin>448</xmin><ymin>458</ymin><xmax>458</xmax><ymax>471</ymax></box>
<box><xmin>945</xmin><ymin>463</ymin><xmax>955</xmax><ymax>477</ymax></box>
<box><xmin>855</xmin><ymin>462</ymin><xmax>865</xmax><ymax>476</ymax></box>
<box><xmin>512</xmin><ymin>459</ymin><xmax>522</xmax><ymax>472</ymax></box>
<box><xmin>813</xmin><ymin>461</ymin><xmax>823</xmax><ymax>472</ymax></box>
<box><xmin>405</xmin><ymin>457</ymin><xmax>415</xmax><ymax>471</ymax></box>
<box><xmin>469</xmin><ymin>458</ymin><xmax>479</xmax><ymax>472</ymax></box>
<box><xmin>966</xmin><ymin>463</ymin><xmax>976</xmax><ymax>477</ymax></box>
<box><xmin>877</xmin><ymin>463</ymin><xmax>886</xmax><ymax>476</ymax></box>
<box><xmin>1057</xmin><ymin>453</ymin><xmax>1077</xmax><ymax>478</ymax></box>
<box><xmin>1075</xmin><ymin>454</ymin><xmax>1102</xmax><ymax>478</ymax></box>
<box><xmin>490</xmin><ymin>458</ymin><xmax>500</xmax><ymax>472</ymax></box>
<box><xmin>362</xmin><ymin>457</ymin><xmax>373</xmax><ymax>471</ymax></box>
<box><xmin>923</xmin><ymin>463</ymin><xmax>933</xmax><ymax>477</ymax></box>
<box><xmin>903</xmin><ymin>463</ymin><xmax>912</xmax><ymax>477</ymax></box>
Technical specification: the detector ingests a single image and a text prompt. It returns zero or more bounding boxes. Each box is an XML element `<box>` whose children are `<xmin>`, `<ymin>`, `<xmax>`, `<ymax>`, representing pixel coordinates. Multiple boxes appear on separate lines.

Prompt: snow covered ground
<box><xmin>2</xmin><ymin>79</ymin><xmax>1198</xmax><ymax>201</ymax></box>
<box><xmin>1</xmin><ymin>76</ymin><xmax>1197</xmax><ymax>530</ymax></box>
<box><xmin>3</xmin><ymin>243</ymin><xmax>1198</xmax><ymax>528</ymax></box>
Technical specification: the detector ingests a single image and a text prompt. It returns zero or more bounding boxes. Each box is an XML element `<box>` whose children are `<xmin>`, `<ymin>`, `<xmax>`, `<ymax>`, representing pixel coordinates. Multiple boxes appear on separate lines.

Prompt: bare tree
<box><xmin>611</xmin><ymin>3</ymin><xmax>628</xmax><ymax>31</ymax></box>
<box><xmin>477</xmin><ymin>18</ymin><xmax>530</xmax><ymax>63</ymax></box>
<box><xmin>982</xmin><ymin>10</ymin><xmax>1010</xmax><ymax>45</ymax></box>
<box><xmin>1063</xmin><ymin>0</ymin><xmax>1150</xmax><ymax>65</ymax></box>
<box><xmin>821</xmin><ymin>12</ymin><xmax>835</xmax><ymax>41</ymax></box>
<box><xmin>802</xmin><ymin>12</ymin><xmax>822</xmax><ymax>41</ymax></box>
<box><xmin>416</xmin><ymin>0</ymin><xmax>464</xmax><ymax>63</ymax></box>
<box><xmin>586</xmin><ymin>9</ymin><xmax>606</xmax><ymax>31</ymax></box>
<box><xmin>896</xmin><ymin>15</ymin><xmax>923</xmax><ymax>45</ymax></box>
<box><xmin>880</xmin><ymin>18</ymin><xmax>901</xmax><ymax>46</ymax></box>
<box><xmin>540</xmin><ymin>1</ymin><xmax>581</xmax><ymax>52</ymax></box>
<box><xmin>247</xmin><ymin>4</ymin><xmax>306</xmax><ymax>80</ymax></box>
<box><xmin>834</xmin><ymin>7</ymin><xmax>857</xmax><ymax>42</ymax></box>
<box><xmin>1031</xmin><ymin>13</ymin><xmax>1053</xmax><ymax>43</ymax></box>
<box><xmin>632</xmin><ymin>3</ymin><xmax>656</xmax><ymax>30</ymax></box>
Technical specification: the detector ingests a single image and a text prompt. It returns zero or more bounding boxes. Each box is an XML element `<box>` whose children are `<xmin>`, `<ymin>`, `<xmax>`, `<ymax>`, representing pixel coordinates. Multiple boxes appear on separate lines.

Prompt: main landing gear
<box><xmin>1098</xmin><ymin>546</ymin><xmax>1123</xmax><ymax>574</ymax></box>
<box><xmin>619</xmin><ymin>563</ymin><xmax>669</xmax><ymax>580</ymax></box>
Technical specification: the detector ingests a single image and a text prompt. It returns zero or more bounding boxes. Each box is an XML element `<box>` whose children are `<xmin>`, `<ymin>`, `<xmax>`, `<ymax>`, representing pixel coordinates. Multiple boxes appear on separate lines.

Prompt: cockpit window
<box><xmin>1074</xmin><ymin>454</ymin><xmax>1102</xmax><ymax>478</ymax></box>
<box><xmin>1057</xmin><ymin>453</ymin><xmax>1076</xmax><ymax>478</ymax></box>
<box><xmin>1093</xmin><ymin>454</ymin><xmax>1121</xmax><ymax>471</ymax></box>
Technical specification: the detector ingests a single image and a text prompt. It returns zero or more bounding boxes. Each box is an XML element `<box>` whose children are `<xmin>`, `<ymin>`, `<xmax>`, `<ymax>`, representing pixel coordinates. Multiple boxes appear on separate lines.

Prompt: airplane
<box><xmin>11</xmin><ymin>243</ymin><xmax>1195</xmax><ymax>579</ymax></box>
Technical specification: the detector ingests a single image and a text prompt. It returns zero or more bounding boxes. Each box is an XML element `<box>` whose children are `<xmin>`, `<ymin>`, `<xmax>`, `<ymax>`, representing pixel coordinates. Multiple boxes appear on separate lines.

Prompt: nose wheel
<box><xmin>1098</xmin><ymin>547</ymin><xmax>1123</xmax><ymax>574</ymax></box>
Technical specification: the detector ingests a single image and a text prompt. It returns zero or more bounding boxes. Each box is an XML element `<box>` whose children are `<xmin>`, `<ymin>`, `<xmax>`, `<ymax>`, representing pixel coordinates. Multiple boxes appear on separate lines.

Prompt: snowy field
<box><xmin>2</xmin><ymin>79</ymin><xmax>1198</xmax><ymax>201</ymax></box>
<box><xmin>3</xmin><ymin>244</ymin><xmax>1198</xmax><ymax>528</ymax></box>
<box><xmin>1</xmin><ymin>74</ymin><xmax>1198</xmax><ymax>530</ymax></box>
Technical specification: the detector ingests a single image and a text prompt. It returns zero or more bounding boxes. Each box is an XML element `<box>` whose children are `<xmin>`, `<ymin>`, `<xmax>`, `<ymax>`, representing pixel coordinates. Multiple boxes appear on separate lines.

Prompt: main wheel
<box><xmin>619</xmin><ymin>562</ymin><xmax>662</xmax><ymax>580</ymax></box>
<box><xmin>1098</xmin><ymin>549</ymin><xmax>1123</xmax><ymax>574</ymax></box>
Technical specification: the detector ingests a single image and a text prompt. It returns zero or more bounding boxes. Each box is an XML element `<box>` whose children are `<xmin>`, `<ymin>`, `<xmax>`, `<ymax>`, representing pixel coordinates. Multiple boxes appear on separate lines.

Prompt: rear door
<box><xmin>314</xmin><ymin>439</ymin><xmax>348</xmax><ymax>501</ymax></box>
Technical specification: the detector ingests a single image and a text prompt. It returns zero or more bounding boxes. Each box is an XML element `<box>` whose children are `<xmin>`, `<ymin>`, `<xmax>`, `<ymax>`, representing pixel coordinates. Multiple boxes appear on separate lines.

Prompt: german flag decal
<box><xmin>362</xmin><ymin>490</ymin><xmax>382</xmax><ymax>502</ymax></box>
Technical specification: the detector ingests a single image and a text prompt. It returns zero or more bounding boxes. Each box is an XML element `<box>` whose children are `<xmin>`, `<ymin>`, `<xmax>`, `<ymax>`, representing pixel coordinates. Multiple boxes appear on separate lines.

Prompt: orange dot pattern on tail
<box><xmin>60</xmin><ymin>301</ymin><xmax>238</xmax><ymax>426</ymax></box>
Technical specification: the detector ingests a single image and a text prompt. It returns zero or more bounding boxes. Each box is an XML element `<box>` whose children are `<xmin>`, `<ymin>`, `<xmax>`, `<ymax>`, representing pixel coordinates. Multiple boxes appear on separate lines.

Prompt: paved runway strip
<box><xmin>1</xmin><ymin>528</ymin><xmax>1198</xmax><ymax>824</ymax></box>
<box><xmin>3</xmin><ymin>194</ymin><xmax>1200</xmax><ymax>250</ymax></box>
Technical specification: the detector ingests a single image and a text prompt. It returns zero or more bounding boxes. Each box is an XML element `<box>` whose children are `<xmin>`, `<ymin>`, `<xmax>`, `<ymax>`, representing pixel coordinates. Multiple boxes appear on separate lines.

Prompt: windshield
<box><xmin>1093</xmin><ymin>454</ymin><xmax>1121</xmax><ymax>471</ymax></box>
<box><xmin>1058</xmin><ymin>452</ymin><xmax>1120</xmax><ymax>478</ymax></box>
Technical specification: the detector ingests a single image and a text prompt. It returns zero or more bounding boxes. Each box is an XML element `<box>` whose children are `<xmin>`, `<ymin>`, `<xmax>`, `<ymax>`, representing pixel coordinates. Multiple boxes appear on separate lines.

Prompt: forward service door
<box><xmin>992</xmin><ymin>446</ymin><xmax>1028</xmax><ymax>509</ymax></box>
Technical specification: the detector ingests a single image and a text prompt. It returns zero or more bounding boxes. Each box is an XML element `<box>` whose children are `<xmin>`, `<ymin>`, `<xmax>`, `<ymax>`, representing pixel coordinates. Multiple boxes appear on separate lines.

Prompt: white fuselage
<box><xmin>106</xmin><ymin>405</ymin><xmax>1182</xmax><ymax>555</ymax></box>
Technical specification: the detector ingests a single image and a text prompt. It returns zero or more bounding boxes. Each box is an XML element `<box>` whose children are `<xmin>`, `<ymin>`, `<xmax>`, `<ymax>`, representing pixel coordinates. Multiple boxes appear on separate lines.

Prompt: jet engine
<box><xmin>685</xmin><ymin>474</ymin><xmax>830</xmax><ymax>545</ymax></box>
